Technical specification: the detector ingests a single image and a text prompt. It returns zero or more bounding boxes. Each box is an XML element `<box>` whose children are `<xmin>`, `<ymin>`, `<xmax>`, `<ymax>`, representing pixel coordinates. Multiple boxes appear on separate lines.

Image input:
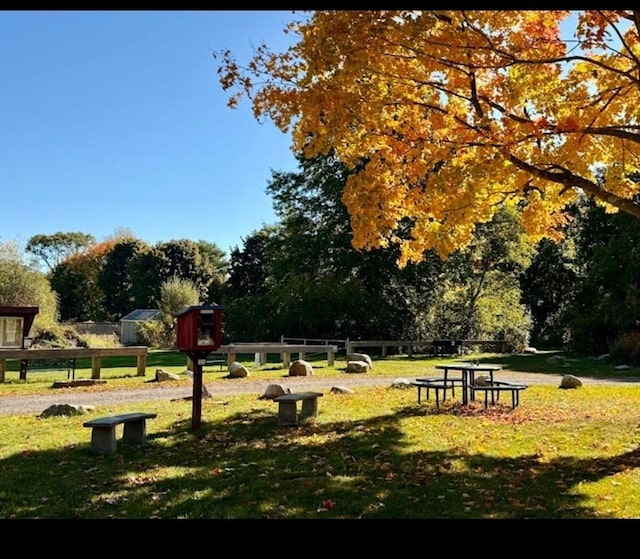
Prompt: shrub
<box><xmin>610</xmin><ymin>330</ymin><xmax>640</xmax><ymax>366</ymax></box>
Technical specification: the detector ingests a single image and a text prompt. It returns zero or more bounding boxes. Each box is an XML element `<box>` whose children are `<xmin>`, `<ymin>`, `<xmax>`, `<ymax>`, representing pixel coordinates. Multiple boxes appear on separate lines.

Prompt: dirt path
<box><xmin>0</xmin><ymin>370</ymin><xmax>636</xmax><ymax>417</ymax></box>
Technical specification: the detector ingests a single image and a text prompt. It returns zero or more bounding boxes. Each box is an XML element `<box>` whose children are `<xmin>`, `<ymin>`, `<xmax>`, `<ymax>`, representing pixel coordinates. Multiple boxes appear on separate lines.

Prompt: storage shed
<box><xmin>119</xmin><ymin>309</ymin><xmax>161</xmax><ymax>345</ymax></box>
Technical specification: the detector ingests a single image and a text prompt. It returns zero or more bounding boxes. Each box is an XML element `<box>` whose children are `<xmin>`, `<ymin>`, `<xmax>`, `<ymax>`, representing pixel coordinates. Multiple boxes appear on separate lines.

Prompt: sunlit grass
<box><xmin>1</xmin><ymin>377</ymin><xmax>639</xmax><ymax>518</ymax></box>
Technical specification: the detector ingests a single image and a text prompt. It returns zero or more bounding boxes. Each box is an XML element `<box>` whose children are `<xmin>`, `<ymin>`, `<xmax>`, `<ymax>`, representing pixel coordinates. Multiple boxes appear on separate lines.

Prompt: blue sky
<box><xmin>0</xmin><ymin>10</ymin><xmax>303</xmax><ymax>258</ymax></box>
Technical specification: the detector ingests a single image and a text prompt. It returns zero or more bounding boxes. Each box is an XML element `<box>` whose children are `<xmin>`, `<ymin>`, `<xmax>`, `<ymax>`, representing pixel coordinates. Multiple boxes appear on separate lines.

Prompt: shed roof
<box><xmin>120</xmin><ymin>309</ymin><xmax>161</xmax><ymax>321</ymax></box>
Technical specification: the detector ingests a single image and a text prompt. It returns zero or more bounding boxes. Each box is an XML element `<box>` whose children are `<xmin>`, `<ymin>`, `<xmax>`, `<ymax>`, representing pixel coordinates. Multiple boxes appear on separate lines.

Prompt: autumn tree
<box><xmin>49</xmin><ymin>240</ymin><xmax>116</xmax><ymax>321</ymax></box>
<box><xmin>215</xmin><ymin>10</ymin><xmax>640</xmax><ymax>266</ymax></box>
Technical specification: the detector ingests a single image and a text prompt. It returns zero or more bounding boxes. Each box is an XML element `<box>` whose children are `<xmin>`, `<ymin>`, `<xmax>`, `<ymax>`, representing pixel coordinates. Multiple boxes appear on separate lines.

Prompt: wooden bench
<box><xmin>469</xmin><ymin>380</ymin><xmax>528</xmax><ymax>409</ymax></box>
<box><xmin>83</xmin><ymin>412</ymin><xmax>157</xmax><ymax>453</ymax></box>
<box><xmin>273</xmin><ymin>391</ymin><xmax>323</xmax><ymax>426</ymax></box>
<box><xmin>412</xmin><ymin>379</ymin><xmax>457</xmax><ymax>407</ymax></box>
<box><xmin>19</xmin><ymin>357</ymin><xmax>76</xmax><ymax>380</ymax></box>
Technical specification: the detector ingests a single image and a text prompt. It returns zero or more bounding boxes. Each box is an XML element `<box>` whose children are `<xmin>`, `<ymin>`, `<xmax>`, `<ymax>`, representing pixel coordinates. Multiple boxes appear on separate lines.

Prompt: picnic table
<box><xmin>434</xmin><ymin>362</ymin><xmax>502</xmax><ymax>405</ymax></box>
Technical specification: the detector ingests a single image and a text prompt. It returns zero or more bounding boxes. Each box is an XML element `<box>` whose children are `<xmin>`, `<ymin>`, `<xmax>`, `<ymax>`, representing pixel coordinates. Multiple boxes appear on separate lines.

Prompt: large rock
<box><xmin>228</xmin><ymin>362</ymin><xmax>250</xmax><ymax>378</ymax></box>
<box><xmin>559</xmin><ymin>374</ymin><xmax>582</xmax><ymax>389</ymax></box>
<box><xmin>345</xmin><ymin>360</ymin><xmax>370</xmax><ymax>373</ymax></box>
<box><xmin>39</xmin><ymin>404</ymin><xmax>95</xmax><ymax>418</ymax></box>
<box><xmin>289</xmin><ymin>359</ymin><xmax>314</xmax><ymax>377</ymax></box>
<box><xmin>155</xmin><ymin>368</ymin><xmax>181</xmax><ymax>382</ymax></box>
<box><xmin>390</xmin><ymin>378</ymin><xmax>412</xmax><ymax>389</ymax></box>
<box><xmin>330</xmin><ymin>385</ymin><xmax>355</xmax><ymax>394</ymax></box>
<box><xmin>259</xmin><ymin>384</ymin><xmax>291</xmax><ymax>400</ymax></box>
<box><xmin>346</xmin><ymin>353</ymin><xmax>372</xmax><ymax>368</ymax></box>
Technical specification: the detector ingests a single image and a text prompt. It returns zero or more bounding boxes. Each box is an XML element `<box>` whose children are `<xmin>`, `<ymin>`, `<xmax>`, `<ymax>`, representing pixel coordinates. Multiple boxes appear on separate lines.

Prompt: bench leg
<box><xmin>122</xmin><ymin>420</ymin><xmax>148</xmax><ymax>446</ymax></box>
<box><xmin>278</xmin><ymin>402</ymin><xmax>299</xmax><ymax>426</ymax></box>
<box><xmin>90</xmin><ymin>426</ymin><xmax>117</xmax><ymax>454</ymax></box>
<box><xmin>300</xmin><ymin>397</ymin><xmax>318</xmax><ymax>419</ymax></box>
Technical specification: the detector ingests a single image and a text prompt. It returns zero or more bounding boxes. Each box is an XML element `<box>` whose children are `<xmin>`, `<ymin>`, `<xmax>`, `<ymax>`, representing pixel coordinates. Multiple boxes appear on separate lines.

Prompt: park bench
<box><xmin>468</xmin><ymin>380</ymin><xmax>528</xmax><ymax>409</ymax></box>
<box><xmin>19</xmin><ymin>357</ymin><xmax>76</xmax><ymax>380</ymax></box>
<box><xmin>273</xmin><ymin>391</ymin><xmax>323</xmax><ymax>426</ymax></box>
<box><xmin>411</xmin><ymin>378</ymin><xmax>457</xmax><ymax>407</ymax></box>
<box><xmin>83</xmin><ymin>412</ymin><xmax>157</xmax><ymax>454</ymax></box>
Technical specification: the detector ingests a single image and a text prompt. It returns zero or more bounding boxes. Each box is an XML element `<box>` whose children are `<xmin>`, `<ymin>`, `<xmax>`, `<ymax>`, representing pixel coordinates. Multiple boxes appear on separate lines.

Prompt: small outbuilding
<box><xmin>0</xmin><ymin>306</ymin><xmax>39</xmax><ymax>348</ymax></box>
<box><xmin>119</xmin><ymin>309</ymin><xmax>161</xmax><ymax>345</ymax></box>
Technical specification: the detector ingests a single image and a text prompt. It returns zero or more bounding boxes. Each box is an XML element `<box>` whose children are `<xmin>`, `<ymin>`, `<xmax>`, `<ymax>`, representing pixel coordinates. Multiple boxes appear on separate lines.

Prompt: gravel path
<box><xmin>1</xmin><ymin>370</ymin><xmax>636</xmax><ymax>417</ymax></box>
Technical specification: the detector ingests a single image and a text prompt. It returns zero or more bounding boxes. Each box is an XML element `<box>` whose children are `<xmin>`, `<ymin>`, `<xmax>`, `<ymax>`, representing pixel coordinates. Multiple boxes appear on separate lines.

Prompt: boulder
<box><xmin>38</xmin><ymin>404</ymin><xmax>95</xmax><ymax>418</ymax></box>
<box><xmin>259</xmin><ymin>384</ymin><xmax>291</xmax><ymax>400</ymax></box>
<box><xmin>228</xmin><ymin>362</ymin><xmax>250</xmax><ymax>378</ymax></box>
<box><xmin>155</xmin><ymin>368</ymin><xmax>181</xmax><ymax>382</ymax></box>
<box><xmin>345</xmin><ymin>360</ymin><xmax>370</xmax><ymax>373</ymax></box>
<box><xmin>473</xmin><ymin>375</ymin><xmax>491</xmax><ymax>386</ymax></box>
<box><xmin>330</xmin><ymin>385</ymin><xmax>355</xmax><ymax>395</ymax></box>
<box><xmin>390</xmin><ymin>378</ymin><xmax>412</xmax><ymax>389</ymax></box>
<box><xmin>346</xmin><ymin>353</ymin><xmax>372</xmax><ymax>368</ymax></box>
<box><xmin>559</xmin><ymin>374</ymin><xmax>582</xmax><ymax>389</ymax></box>
<box><xmin>289</xmin><ymin>359</ymin><xmax>314</xmax><ymax>377</ymax></box>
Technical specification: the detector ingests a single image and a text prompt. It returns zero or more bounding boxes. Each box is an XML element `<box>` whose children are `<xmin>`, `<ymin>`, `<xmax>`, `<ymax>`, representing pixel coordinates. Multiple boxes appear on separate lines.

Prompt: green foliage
<box><xmin>136</xmin><ymin>319</ymin><xmax>173</xmax><ymax>349</ymax></box>
<box><xmin>159</xmin><ymin>277</ymin><xmax>200</xmax><ymax>325</ymax></box>
<box><xmin>610</xmin><ymin>330</ymin><xmax>640</xmax><ymax>366</ymax></box>
<box><xmin>25</xmin><ymin>231</ymin><xmax>95</xmax><ymax>272</ymax></box>
<box><xmin>99</xmin><ymin>238</ymin><xmax>148</xmax><ymax>319</ymax></box>
<box><xmin>129</xmin><ymin>240</ymin><xmax>227</xmax><ymax>309</ymax></box>
<box><xmin>136</xmin><ymin>277</ymin><xmax>201</xmax><ymax>348</ymax></box>
<box><xmin>570</xmin><ymin>198</ymin><xmax>640</xmax><ymax>354</ymax></box>
<box><xmin>31</xmin><ymin>322</ymin><xmax>87</xmax><ymax>349</ymax></box>
<box><xmin>0</xmin><ymin>240</ymin><xmax>60</xmax><ymax>330</ymax></box>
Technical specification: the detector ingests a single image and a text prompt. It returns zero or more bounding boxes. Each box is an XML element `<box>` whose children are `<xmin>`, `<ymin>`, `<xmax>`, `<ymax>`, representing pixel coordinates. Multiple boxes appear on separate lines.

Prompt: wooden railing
<box><xmin>0</xmin><ymin>346</ymin><xmax>148</xmax><ymax>382</ymax></box>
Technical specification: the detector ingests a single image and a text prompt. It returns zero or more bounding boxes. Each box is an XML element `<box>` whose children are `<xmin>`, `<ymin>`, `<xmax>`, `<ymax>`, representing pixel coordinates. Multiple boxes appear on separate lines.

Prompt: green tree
<box><xmin>25</xmin><ymin>231</ymin><xmax>95</xmax><ymax>273</ymax></box>
<box><xmin>129</xmin><ymin>239</ymin><xmax>227</xmax><ymax>308</ymax></box>
<box><xmin>0</xmin><ymin>240</ymin><xmax>59</xmax><ymax>329</ymax></box>
<box><xmin>99</xmin><ymin>237</ymin><xmax>149</xmax><ymax>319</ymax></box>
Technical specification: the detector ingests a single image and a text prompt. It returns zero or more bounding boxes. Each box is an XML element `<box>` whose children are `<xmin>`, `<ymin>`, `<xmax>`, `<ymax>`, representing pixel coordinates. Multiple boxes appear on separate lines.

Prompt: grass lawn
<box><xmin>0</xmin><ymin>349</ymin><xmax>639</xmax><ymax>519</ymax></box>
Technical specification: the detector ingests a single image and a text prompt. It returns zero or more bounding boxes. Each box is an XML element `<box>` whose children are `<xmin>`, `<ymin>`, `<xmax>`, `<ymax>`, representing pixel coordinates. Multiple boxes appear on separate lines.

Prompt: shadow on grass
<box><xmin>1</xmin><ymin>402</ymin><xmax>639</xmax><ymax>519</ymax></box>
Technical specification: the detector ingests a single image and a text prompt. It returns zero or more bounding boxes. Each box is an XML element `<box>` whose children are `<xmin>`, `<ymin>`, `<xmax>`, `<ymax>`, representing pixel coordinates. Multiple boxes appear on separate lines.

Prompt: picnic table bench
<box><xmin>273</xmin><ymin>391</ymin><xmax>323</xmax><ymax>426</ymax></box>
<box><xmin>469</xmin><ymin>380</ymin><xmax>528</xmax><ymax>409</ymax></box>
<box><xmin>83</xmin><ymin>412</ymin><xmax>157</xmax><ymax>454</ymax></box>
<box><xmin>412</xmin><ymin>378</ymin><xmax>458</xmax><ymax>407</ymax></box>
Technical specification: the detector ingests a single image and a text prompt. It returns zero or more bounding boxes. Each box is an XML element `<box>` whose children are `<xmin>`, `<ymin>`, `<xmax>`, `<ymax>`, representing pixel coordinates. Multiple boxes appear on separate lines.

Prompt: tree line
<box><xmin>1</xmin><ymin>151</ymin><xmax>639</xmax><ymax>364</ymax></box>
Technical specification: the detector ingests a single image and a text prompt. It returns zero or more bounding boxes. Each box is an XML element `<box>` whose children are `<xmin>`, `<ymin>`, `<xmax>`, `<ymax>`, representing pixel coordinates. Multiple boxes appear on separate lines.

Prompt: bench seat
<box><xmin>469</xmin><ymin>380</ymin><xmax>528</xmax><ymax>409</ymax></box>
<box><xmin>83</xmin><ymin>412</ymin><xmax>157</xmax><ymax>453</ymax></box>
<box><xmin>412</xmin><ymin>378</ymin><xmax>457</xmax><ymax>407</ymax></box>
<box><xmin>273</xmin><ymin>391</ymin><xmax>323</xmax><ymax>426</ymax></box>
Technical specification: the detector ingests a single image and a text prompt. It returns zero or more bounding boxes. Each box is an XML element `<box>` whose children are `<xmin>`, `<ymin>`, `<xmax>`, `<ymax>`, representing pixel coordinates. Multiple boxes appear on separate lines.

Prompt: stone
<box><xmin>346</xmin><ymin>353</ymin><xmax>372</xmax><ymax>368</ymax></box>
<box><xmin>559</xmin><ymin>374</ymin><xmax>582</xmax><ymax>389</ymax></box>
<box><xmin>259</xmin><ymin>384</ymin><xmax>291</xmax><ymax>399</ymax></box>
<box><xmin>155</xmin><ymin>368</ymin><xmax>181</xmax><ymax>382</ymax></box>
<box><xmin>473</xmin><ymin>375</ymin><xmax>491</xmax><ymax>386</ymax></box>
<box><xmin>330</xmin><ymin>385</ymin><xmax>355</xmax><ymax>394</ymax></box>
<box><xmin>39</xmin><ymin>404</ymin><xmax>95</xmax><ymax>418</ymax></box>
<box><xmin>345</xmin><ymin>360</ymin><xmax>370</xmax><ymax>373</ymax></box>
<box><xmin>289</xmin><ymin>359</ymin><xmax>314</xmax><ymax>377</ymax></box>
<box><xmin>390</xmin><ymin>378</ymin><xmax>412</xmax><ymax>389</ymax></box>
<box><xmin>228</xmin><ymin>362</ymin><xmax>250</xmax><ymax>378</ymax></box>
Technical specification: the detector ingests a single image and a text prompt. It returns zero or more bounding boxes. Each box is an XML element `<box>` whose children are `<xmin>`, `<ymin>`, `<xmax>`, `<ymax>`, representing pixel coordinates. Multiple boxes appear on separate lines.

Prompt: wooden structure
<box><xmin>175</xmin><ymin>304</ymin><xmax>224</xmax><ymax>431</ymax></box>
<box><xmin>0</xmin><ymin>306</ymin><xmax>39</xmax><ymax>348</ymax></box>
<box><xmin>213</xmin><ymin>343</ymin><xmax>337</xmax><ymax>369</ymax></box>
<box><xmin>0</xmin><ymin>346</ymin><xmax>148</xmax><ymax>383</ymax></box>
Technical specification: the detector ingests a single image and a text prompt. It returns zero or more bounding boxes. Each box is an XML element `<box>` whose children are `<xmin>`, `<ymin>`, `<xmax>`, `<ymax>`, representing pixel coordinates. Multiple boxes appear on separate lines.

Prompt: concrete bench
<box><xmin>412</xmin><ymin>379</ymin><xmax>457</xmax><ymax>407</ymax></box>
<box><xmin>83</xmin><ymin>412</ymin><xmax>157</xmax><ymax>453</ymax></box>
<box><xmin>273</xmin><ymin>391</ymin><xmax>323</xmax><ymax>426</ymax></box>
<box><xmin>469</xmin><ymin>380</ymin><xmax>528</xmax><ymax>409</ymax></box>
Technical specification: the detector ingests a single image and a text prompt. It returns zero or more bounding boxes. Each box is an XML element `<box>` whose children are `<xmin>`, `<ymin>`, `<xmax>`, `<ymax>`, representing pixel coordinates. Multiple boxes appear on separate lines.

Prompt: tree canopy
<box><xmin>215</xmin><ymin>10</ymin><xmax>640</xmax><ymax>266</ymax></box>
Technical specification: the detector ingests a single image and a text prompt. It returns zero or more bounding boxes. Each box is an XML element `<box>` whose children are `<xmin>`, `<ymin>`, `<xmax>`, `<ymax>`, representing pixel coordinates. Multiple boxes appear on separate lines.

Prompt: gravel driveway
<box><xmin>0</xmin><ymin>370</ymin><xmax>635</xmax><ymax>417</ymax></box>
